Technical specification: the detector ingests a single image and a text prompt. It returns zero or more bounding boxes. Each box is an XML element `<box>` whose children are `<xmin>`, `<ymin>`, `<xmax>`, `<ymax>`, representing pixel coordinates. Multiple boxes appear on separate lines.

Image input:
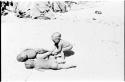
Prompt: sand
<box><xmin>1</xmin><ymin>1</ymin><xmax>124</xmax><ymax>82</ymax></box>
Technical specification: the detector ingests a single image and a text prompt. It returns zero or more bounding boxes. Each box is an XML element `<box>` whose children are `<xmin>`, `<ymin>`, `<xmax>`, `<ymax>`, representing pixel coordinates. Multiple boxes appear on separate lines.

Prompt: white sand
<box><xmin>1</xmin><ymin>1</ymin><xmax>124</xmax><ymax>82</ymax></box>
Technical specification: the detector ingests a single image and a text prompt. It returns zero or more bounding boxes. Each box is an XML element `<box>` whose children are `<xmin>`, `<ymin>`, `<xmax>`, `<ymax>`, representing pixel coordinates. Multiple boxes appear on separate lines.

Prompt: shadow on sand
<box><xmin>64</xmin><ymin>50</ymin><xmax>75</xmax><ymax>57</ymax></box>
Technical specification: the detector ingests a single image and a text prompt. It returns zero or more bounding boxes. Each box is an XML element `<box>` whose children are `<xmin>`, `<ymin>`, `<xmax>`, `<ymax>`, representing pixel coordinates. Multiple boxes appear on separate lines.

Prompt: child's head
<box><xmin>51</xmin><ymin>32</ymin><xmax>61</xmax><ymax>43</ymax></box>
<box><xmin>25</xmin><ymin>59</ymin><xmax>35</xmax><ymax>69</ymax></box>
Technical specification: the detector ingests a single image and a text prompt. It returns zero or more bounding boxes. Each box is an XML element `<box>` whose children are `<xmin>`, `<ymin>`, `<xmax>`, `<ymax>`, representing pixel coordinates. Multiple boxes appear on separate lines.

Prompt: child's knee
<box><xmin>17</xmin><ymin>54</ymin><xmax>28</xmax><ymax>62</ymax></box>
<box><xmin>68</xmin><ymin>44</ymin><xmax>73</xmax><ymax>50</ymax></box>
<box><xmin>63</xmin><ymin>45</ymin><xmax>73</xmax><ymax>51</ymax></box>
<box><xmin>70</xmin><ymin>44</ymin><xmax>73</xmax><ymax>49</ymax></box>
<box><xmin>35</xmin><ymin>48</ymin><xmax>48</xmax><ymax>54</ymax></box>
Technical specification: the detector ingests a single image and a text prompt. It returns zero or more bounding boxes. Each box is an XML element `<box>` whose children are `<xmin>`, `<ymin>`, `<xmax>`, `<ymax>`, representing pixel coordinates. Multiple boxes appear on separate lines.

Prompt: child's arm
<box><xmin>52</xmin><ymin>43</ymin><xmax>62</xmax><ymax>55</ymax></box>
<box><xmin>51</xmin><ymin>46</ymin><xmax>57</xmax><ymax>55</ymax></box>
<box><xmin>36</xmin><ymin>51</ymin><xmax>52</xmax><ymax>59</ymax></box>
<box><xmin>52</xmin><ymin>46</ymin><xmax>57</xmax><ymax>52</ymax></box>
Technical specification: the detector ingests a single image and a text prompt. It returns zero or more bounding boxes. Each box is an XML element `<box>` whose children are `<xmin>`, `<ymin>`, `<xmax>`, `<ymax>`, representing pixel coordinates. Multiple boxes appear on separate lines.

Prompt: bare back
<box><xmin>59</xmin><ymin>40</ymin><xmax>71</xmax><ymax>48</ymax></box>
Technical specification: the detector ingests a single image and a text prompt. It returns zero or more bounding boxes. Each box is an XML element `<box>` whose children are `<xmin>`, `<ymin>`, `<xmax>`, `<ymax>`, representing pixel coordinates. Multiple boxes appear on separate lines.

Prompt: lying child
<box><xmin>25</xmin><ymin>55</ymin><xmax>76</xmax><ymax>70</ymax></box>
<box><xmin>51</xmin><ymin>32</ymin><xmax>73</xmax><ymax>63</ymax></box>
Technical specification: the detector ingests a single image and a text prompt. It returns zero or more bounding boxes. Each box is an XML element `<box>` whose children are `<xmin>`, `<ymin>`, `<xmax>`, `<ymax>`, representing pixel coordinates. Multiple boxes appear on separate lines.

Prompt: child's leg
<box><xmin>61</xmin><ymin>45</ymin><xmax>73</xmax><ymax>58</ymax></box>
<box><xmin>17</xmin><ymin>54</ymin><xmax>28</xmax><ymax>62</ymax></box>
<box><xmin>34</xmin><ymin>48</ymin><xmax>49</xmax><ymax>54</ymax></box>
<box><xmin>62</xmin><ymin>45</ymin><xmax>73</xmax><ymax>51</ymax></box>
<box><xmin>17</xmin><ymin>48</ymin><xmax>36</xmax><ymax>62</ymax></box>
<box><xmin>36</xmin><ymin>51</ymin><xmax>52</xmax><ymax>59</ymax></box>
<box><xmin>57</xmin><ymin>63</ymin><xmax>76</xmax><ymax>69</ymax></box>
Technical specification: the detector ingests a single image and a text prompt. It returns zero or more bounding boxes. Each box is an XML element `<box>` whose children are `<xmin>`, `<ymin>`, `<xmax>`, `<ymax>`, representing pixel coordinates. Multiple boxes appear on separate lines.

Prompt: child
<box><xmin>25</xmin><ymin>55</ymin><xmax>76</xmax><ymax>70</ymax></box>
<box><xmin>51</xmin><ymin>32</ymin><xmax>73</xmax><ymax>63</ymax></box>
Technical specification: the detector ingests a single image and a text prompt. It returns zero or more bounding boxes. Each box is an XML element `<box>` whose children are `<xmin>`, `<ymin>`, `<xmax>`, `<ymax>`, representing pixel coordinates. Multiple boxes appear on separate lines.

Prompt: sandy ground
<box><xmin>1</xmin><ymin>1</ymin><xmax>124</xmax><ymax>82</ymax></box>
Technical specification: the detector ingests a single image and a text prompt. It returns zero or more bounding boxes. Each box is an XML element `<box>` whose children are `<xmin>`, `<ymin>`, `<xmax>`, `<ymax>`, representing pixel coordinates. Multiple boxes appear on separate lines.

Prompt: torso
<box><xmin>35</xmin><ymin>59</ymin><xmax>51</xmax><ymax>69</ymax></box>
<box><xmin>34</xmin><ymin>58</ymin><xmax>58</xmax><ymax>69</ymax></box>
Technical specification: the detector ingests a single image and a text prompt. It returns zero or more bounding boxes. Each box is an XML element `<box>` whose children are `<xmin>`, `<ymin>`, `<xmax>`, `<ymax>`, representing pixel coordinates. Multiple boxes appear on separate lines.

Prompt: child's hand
<box><xmin>52</xmin><ymin>51</ymin><xmax>57</xmax><ymax>55</ymax></box>
<box><xmin>53</xmin><ymin>52</ymin><xmax>58</xmax><ymax>55</ymax></box>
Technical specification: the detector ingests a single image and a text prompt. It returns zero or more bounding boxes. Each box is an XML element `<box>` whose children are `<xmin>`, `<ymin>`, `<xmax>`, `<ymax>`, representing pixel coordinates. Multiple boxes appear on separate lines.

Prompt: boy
<box><xmin>51</xmin><ymin>32</ymin><xmax>73</xmax><ymax>63</ymax></box>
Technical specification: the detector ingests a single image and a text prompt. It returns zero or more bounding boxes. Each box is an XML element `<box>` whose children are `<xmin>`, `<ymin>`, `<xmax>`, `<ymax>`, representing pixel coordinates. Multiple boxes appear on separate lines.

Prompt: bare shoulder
<box><xmin>61</xmin><ymin>39</ymin><xmax>71</xmax><ymax>44</ymax></box>
<box><xmin>60</xmin><ymin>39</ymin><xmax>68</xmax><ymax>43</ymax></box>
